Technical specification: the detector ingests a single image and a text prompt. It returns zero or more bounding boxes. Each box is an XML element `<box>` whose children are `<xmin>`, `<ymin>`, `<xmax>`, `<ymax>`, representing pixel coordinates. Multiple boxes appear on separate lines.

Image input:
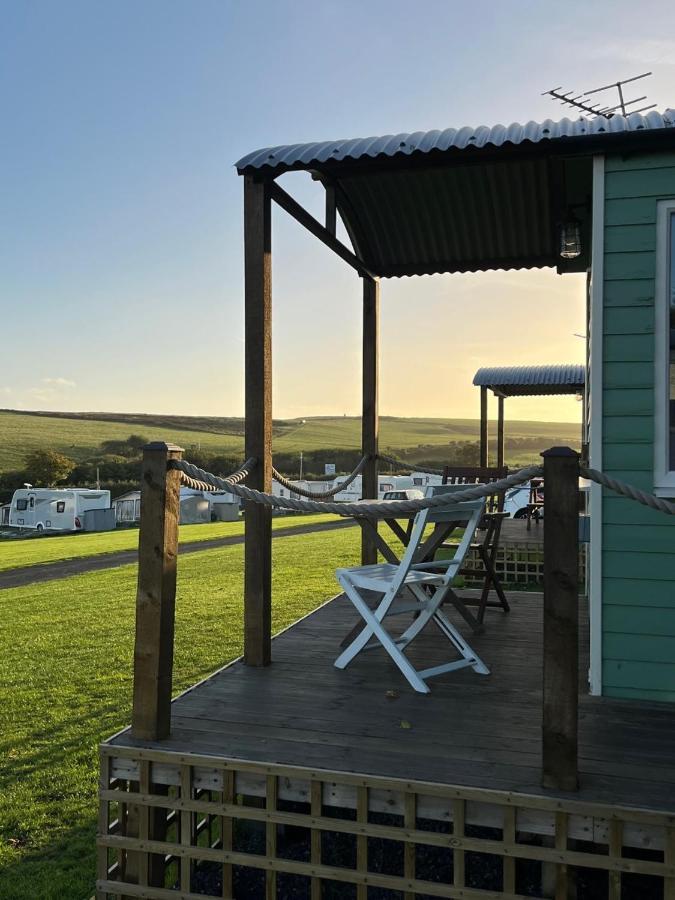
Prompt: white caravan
<box><xmin>9</xmin><ymin>487</ymin><xmax>111</xmax><ymax>532</ymax></box>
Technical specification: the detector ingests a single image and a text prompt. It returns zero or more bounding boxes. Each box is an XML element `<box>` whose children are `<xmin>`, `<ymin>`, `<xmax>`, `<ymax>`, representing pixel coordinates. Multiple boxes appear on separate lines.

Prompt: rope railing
<box><xmin>582</xmin><ymin>466</ymin><xmax>675</xmax><ymax>516</ymax></box>
<box><xmin>168</xmin><ymin>455</ymin><xmax>675</xmax><ymax>519</ymax></box>
<box><xmin>174</xmin><ymin>457</ymin><xmax>258</xmax><ymax>493</ymax></box>
<box><xmin>271</xmin><ymin>455</ymin><xmax>369</xmax><ymax>499</ymax></box>
<box><xmin>169</xmin><ymin>458</ymin><xmax>543</xmax><ymax>517</ymax></box>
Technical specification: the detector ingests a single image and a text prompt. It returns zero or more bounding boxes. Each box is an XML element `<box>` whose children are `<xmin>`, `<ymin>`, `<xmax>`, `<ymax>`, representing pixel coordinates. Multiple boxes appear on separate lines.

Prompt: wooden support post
<box><xmin>325</xmin><ymin>184</ymin><xmax>337</xmax><ymax>235</ymax></box>
<box><xmin>131</xmin><ymin>441</ymin><xmax>182</xmax><ymax>741</ymax></box>
<box><xmin>480</xmin><ymin>386</ymin><xmax>489</xmax><ymax>467</ymax></box>
<box><xmin>497</xmin><ymin>396</ymin><xmax>505</xmax><ymax>469</ymax></box>
<box><xmin>244</xmin><ymin>175</ymin><xmax>273</xmax><ymax>667</ymax></box>
<box><xmin>361</xmin><ymin>275</ymin><xmax>379</xmax><ymax>564</ymax></box>
<box><xmin>541</xmin><ymin>446</ymin><xmax>580</xmax><ymax>792</ymax></box>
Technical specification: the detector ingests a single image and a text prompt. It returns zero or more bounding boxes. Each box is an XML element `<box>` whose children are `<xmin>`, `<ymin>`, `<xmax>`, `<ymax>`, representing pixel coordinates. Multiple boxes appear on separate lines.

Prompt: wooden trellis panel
<box><xmin>97</xmin><ymin>746</ymin><xmax>675</xmax><ymax>900</ymax></box>
<box><xmin>462</xmin><ymin>542</ymin><xmax>587</xmax><ymax>586</ymax></box>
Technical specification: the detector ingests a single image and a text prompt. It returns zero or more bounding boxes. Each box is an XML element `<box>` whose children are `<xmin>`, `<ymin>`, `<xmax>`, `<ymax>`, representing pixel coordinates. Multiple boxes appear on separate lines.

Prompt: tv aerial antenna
<box><xmin>543</xmin><ymin>72</ymin><xmax>656</xmax><ymax>118</ymax></box>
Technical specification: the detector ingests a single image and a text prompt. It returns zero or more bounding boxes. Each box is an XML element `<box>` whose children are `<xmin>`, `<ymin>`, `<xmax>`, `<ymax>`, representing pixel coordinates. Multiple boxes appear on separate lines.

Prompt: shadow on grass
<box><xmin>0</xmin><ymin>818</ymin><xmax>97</xmax><ymax>900</ymax></box>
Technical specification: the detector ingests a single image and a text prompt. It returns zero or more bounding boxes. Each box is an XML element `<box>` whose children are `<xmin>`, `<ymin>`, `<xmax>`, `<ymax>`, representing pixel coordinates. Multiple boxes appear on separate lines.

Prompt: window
<box><xmin>655</xmin><ymin>201</ymin><xmax>675</xmax><ymax>494</ymax></box>
<box><xmin>56</xmin><ymin>501</ymin><xmax>65</xmax><ymax>513</ymax></box>
<box><xmin>16</xmin><ymin>499</ymin><xmax>27</xmax><ymax>511</ymax></box>
<box><xmin>29</xmin><ymin>497</ymin><xmax>34</xmax><ymax>508</ymax></box>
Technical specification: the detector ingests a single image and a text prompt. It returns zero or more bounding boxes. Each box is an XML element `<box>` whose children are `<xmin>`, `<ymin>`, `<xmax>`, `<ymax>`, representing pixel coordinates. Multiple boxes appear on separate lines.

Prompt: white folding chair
<box><xmin>334</xmin><ymin>486</ymin><xmax>490</xmax><ymax>693</ymax></box>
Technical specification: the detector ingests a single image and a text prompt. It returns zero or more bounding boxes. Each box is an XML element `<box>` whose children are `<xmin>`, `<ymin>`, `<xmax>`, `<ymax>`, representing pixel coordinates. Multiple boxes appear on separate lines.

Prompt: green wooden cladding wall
<box><xmin>602</xmin><ymin>151</ymin><xmax>675</xmax><ymax>702</ymax></box>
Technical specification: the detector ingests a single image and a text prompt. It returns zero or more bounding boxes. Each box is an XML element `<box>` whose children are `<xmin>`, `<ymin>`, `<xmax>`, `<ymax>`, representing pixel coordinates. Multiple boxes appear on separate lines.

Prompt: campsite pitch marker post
<box><xmin>131</xmin><ymin>442</ymin><xmax>182</xmax><ymax>741</ymax></box>
<box><xmin>541</xmin><ymin>446</ymin><xmax>580</xmax><ymax>791</ymax></box>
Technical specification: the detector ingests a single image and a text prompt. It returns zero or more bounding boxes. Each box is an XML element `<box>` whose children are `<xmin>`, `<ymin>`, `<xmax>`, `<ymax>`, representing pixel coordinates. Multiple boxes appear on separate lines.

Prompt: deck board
<box><xmin>110</xmin><ymin>591</ymin><xmax>675</xmax><ymax>814</ymax></box>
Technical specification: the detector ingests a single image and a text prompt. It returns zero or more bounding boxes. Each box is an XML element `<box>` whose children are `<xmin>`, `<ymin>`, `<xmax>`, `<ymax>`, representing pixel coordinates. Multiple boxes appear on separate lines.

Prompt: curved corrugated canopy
<box><xmin>236</xmin><ymin>109</ymin><xmax>675</xmax><ymax>278</ymax></box>
<box><xmin>473</xmin><ymin>365</ymin><xmax>586</xmax><ymax>398</ymax></box>
<box><xmin>236</xmin><ymin>110</ymin><xmax>674</xmax><ymax>173</ymax></box>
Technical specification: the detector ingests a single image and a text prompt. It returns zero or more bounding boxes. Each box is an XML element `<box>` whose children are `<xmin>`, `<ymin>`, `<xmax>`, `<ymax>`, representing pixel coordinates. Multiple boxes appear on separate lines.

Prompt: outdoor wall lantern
<box><xmin>559</xmin><ymin>215</ymin><xmax>582</xmax><ymax>259</ymax></box>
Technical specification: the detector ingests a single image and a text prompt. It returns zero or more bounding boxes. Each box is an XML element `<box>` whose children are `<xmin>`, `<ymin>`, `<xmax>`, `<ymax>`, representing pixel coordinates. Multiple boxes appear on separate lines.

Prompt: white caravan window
<box><xmin>16</xmin><ymin>499</ymin><xmax>27</xmax><ymax>511</ymax></box>
<box><xmin>655</xmin><ymin>201</ymin><xmax>675</xmax><ymax>494</ymax></box>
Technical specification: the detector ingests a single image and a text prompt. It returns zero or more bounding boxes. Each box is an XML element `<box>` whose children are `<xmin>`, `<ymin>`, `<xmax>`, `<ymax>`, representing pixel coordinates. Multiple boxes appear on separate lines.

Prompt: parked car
<box><xmin>381</xmin><ymin>489</ymin><xmax>425</xmax><ymax>501</ymax></box>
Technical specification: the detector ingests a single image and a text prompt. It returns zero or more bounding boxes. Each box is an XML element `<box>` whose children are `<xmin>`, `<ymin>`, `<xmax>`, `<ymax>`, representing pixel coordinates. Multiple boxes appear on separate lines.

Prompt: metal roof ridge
<box><xmin>236</xmin><ymin>108</ymin><xmax>675</xmax><ymax>173</ymax></box>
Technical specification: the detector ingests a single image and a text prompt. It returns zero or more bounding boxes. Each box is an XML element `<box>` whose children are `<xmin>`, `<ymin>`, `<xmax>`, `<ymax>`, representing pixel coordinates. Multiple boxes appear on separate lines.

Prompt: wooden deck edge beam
<box><xmin>100</xmin><ymin>744</ymin><xmax>675</xmax><ymax>827</ymax></box>
<box><xmin>270</xmin><ymin>181</ymin><xmax>377</xmax><ymax>279</ymax></box>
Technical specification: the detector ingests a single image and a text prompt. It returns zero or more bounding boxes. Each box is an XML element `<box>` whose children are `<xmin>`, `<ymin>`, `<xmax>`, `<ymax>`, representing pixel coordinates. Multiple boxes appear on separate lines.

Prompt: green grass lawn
<box><xmin>0</xmin><ymin>513</ymin><xmax>342</xmax><ymax>572</ymax></box>
<box><xmin>0</xmin><ymin>409</ymin><xmax>581</xmax><ymax>473</ymax></box>
<box><xmin>0</xmin><ymin>526</ymin><xmax>360</xmax><ymax>899</ymax></box>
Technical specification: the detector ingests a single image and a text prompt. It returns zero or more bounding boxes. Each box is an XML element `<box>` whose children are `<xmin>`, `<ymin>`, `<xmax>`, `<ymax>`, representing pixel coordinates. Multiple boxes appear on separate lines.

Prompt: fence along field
<box><xmin>0</xmin><ymin>409</ymin><xmax>581</xmax><ymax>473</ymax></box>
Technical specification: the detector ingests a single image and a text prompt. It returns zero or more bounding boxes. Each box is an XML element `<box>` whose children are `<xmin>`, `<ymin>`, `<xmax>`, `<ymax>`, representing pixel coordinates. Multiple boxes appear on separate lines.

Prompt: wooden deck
<box><xmin>109</xmin><ymin>590</ymin><xmax>675</xmax><ymax>815</ymax></box>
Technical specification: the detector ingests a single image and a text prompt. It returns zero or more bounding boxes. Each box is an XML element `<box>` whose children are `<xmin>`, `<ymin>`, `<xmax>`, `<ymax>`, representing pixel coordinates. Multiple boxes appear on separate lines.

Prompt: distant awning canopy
<box><xmin>236</xmin><ymin>109</ymin><xmax>675</xmax><ymax>277</ymax></box>
<box><xmin>473</xmin><ymin>364</ymin><xmax>586</xmax><ymax>398</ymax></box>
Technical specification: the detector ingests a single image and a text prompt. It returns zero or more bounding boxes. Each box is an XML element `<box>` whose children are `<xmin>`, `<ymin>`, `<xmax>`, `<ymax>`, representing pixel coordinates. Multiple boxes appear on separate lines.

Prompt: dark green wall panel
<box><xmin>604</xmin><ymin>361</ymin><xmax>654</xmax><ymax>388</ymax></box>
<box><xmin>604</xmin><ymin>251</ymin><xmax>655</xmax><ymax>280</ymax></box>
<box><xmin>603</xmin><ymin>659</ymin><xmax>675</xmax><ymax>691</ymax></box>
<box><xmin>605</xmin><ymin>197</ymin><xmax>657</xmax><ymax>227</ymax></box>
<box><xmin>605</xmin><ymin>167</ymin><xmax>675</xmax><ymax>200</ymax></box>
<box><xmin>603</xmin><ymin>576</ymin><xmax>675</xmax><ymax>606</ymax></box>
<box><xmin>604</xmin><ymin>307</ymin><xmax>654</xmax><ymax>336</ymax></box>
<box><xmin>603</xmin><ymin>278</ymin><xmax>654</xmax><ymax>306</ymax></box>
<box><xmin>603</xmin><ymin>388</ymin><xmax>654</xmax><ymax>416</ymax></box>
<box><xmin>590</xmin><ymin>152</ymin><xmax>675</xmax><ymax>700</ymax></box>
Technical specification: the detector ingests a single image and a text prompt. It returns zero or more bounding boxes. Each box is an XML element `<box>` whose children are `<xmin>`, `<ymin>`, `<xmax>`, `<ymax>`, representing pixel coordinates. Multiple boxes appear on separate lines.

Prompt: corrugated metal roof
<box><xmin>236</xmin><ymin>110</ymin><xmax>675</xmax><ymax>174</ymax></box>
<box><xmin>236</xmin><ymin>109</ymin><xmax>675</xmax><ymax>278</ymax></box>
<box><xmin>473</xmin><ymin>365</ymin><xmax>585</xmax><ymax>397</ymax></box>
<box><xmin>338</xmin><ymin>156</ymin><xmax>557</xmax><ymax>275</ymax></box>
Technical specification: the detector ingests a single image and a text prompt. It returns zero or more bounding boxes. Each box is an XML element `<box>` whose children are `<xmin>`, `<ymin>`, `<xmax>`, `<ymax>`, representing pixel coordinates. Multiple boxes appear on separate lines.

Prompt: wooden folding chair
<box><xmin>334</xmin><ymin>487</ymin><xmax>489</xmax><ymax>694</ymax></box>
<box><xmin>441</xmin><ymin>465</ymin><xmax>510</xmax><ymax>625</ymax></box>
<box><xmin>525</xmin><ymin>476</ymin><xmax>544</xmax><ymax>530</ymax></box>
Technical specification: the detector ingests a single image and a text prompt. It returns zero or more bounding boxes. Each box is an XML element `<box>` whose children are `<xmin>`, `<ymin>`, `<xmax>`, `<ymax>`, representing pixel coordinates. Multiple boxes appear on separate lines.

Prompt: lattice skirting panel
<box><xmin>463</xmin><ymin>543</ymin><xmax>587</xmax><ymax>587</ymax></box>
<box><xmin>97</xmin><ymin>745</ymin><xmax>675</xmax><ymax>900</ymax></box>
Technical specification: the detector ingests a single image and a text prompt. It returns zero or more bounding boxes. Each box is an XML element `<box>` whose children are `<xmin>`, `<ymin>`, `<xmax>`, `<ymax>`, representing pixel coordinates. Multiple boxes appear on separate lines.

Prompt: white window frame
<box><xmin>654</xmin><ymin>200</ymin><xmax>675</xmax><ymax>496</ymax></box>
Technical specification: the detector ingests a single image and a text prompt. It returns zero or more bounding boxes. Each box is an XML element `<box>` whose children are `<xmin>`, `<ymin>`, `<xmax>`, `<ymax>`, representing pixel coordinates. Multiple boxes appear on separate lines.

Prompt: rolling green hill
<box><xmin>0</xmin><ymin>409</ymin><xmax>582</xmax><ymax>473</ymax></box>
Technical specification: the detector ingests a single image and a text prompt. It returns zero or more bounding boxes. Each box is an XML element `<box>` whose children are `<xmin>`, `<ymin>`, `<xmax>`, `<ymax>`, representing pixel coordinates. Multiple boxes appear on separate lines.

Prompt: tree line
<box><xmin>0</xmin><ymin>432</ymin><xmax>577</xmax><ymax>504</ymax></box>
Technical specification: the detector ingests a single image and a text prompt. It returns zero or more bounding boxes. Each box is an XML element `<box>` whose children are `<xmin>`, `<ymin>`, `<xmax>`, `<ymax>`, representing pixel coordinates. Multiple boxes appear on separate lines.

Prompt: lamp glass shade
<box><xmin>560</xmin><ymin>219</ymin><xmax>582</xmax><ymax>259</ymax></box>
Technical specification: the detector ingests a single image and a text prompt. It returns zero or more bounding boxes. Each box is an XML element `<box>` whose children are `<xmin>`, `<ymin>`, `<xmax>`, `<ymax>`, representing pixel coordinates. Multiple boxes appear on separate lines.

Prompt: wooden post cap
<box><xmin>143</xmin><ymin>442</ymin><xmax>184</xmax><ymax>453</ymax></box>
<box><xmin>540</xmin><ymin>446</ymin><xmax>580</xmax><ymax>459</ymax></box>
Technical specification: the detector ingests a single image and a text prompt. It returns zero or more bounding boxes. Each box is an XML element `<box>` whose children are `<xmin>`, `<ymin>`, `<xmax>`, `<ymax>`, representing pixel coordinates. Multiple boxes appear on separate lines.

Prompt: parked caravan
<box><xmin>9</xmin><ymin>487</ymin><xmax>111</xmax><ymax>532</ymax></box>
<box><xmin>179</xmin><ymin>488</ymin><xmax>240</xmax><ymax>524</ymax></box>
<box><xmin>112</xmin><ymin>490</ymin><xmax>142</xmax><ymax>524</ymax></box>
<box><xmin>209</xmin><ymin>495</ymin><xmax>240</xmax><ymax>522</ymax></box>
<box><xmin>112</xmin><ymin>488</ymin><xmax>240</xmax><ymax>525</ymax></box>
<box><xmin>179</xmin><ymin>490</ymin><xmax>211</xmax><ymax>525</ymax></box>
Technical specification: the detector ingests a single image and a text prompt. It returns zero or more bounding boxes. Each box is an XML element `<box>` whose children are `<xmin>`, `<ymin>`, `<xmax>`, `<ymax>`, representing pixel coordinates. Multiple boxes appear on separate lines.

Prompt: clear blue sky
<box><xmin>2</xmin><ymin>0</ymin><xmax>673</xmax><ymax>421</ymax></box>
